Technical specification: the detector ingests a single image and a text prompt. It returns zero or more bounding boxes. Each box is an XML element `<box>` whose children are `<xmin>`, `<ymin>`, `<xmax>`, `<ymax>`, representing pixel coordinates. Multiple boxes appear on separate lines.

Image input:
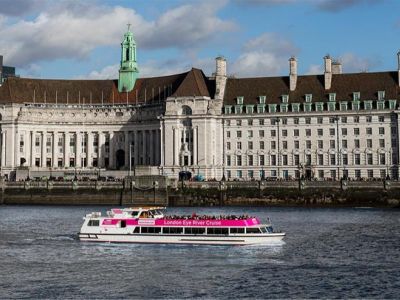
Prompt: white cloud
<box><xmin>305</xmin><ymin>64</ymin><xmax>323</xmax><ymax>75</ymax></box>
<box><xmin>231</xmin><ymin>33</ymin><xmax>299</xmax><ymax>77</ymax></box>
<box><xmin>338</xmin><ymin>53</ymin><xmax>381</xmax><ymax>73</ymax></box>
<box><xmin>0</xmin><ymin>1</ymin><xmax>235</xmax><ymax>68</ymax></box>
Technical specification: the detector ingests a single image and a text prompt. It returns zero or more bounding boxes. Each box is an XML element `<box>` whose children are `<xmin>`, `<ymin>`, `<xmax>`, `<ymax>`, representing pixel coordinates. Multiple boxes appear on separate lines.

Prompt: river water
<box><xmin>0</xmin><ymin>205</ymin><xmax>399</xmax><ymax>299</ymax></box>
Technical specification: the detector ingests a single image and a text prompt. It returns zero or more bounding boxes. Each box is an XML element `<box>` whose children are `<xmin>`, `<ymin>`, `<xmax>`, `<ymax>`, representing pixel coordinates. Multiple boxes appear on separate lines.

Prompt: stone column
<box><xmin>98</xmin><ymin>132</ymin><xmax>104</xmax><ymax>168</ymax></box>
<box><xmin>160</xmin><ymin>126</ymin><xmax>164</xmax><ymax>167</ymax></box>
<box><xmin>142</xmin><ymin>130</ymin><xmax>147</xmax><ymax>165</ymax></box>
<box><xmin>1</xmin><ymin>131</ymin><xmax>6</xmax><ymax>167</ymax></box>
<box><xmin>124</xmin><ymin>130</ymin><xmax>130</xmax><ymax>169</ymax></box>
<box><xmin>149</xmin><ymin>130</ymin><xmax>154</xmax><ymax>165</ymax></box>
<box><xmin>64</xmin><ymin>132</ymin><xmax>70</xmax><ymax>167</ymax></box>
<box><xmin>87</xmin><ymin>131</ymin><xmax>93</xmax><ymax>167</ymax></box>
<box><xmin>15</xmin><ymin>130</ymin><xmax>20</xmax><ymax>167</ymax></box>
<box><xmin>30</xmin><ymin>131</ymin><xmax>34</xmax><ymax>167</ymax></box>
<box><xmin>76</xmin><ymin>132</ymin><xmax>82</xmax><ymax>168</ymax></box>
<box><xmin>134</xmin><ymin>130</ymin><xmax>139</xmax><ymax>166</ymax></box>
<box><xmin>109</xmin><ymin>131</ymin><xmax>114</xmax><ymax>169</ymax></box>
<box><xmin>193</xmin><ymin>126</ymin><xmax>198</xmax><ymax>165</ymax></box>
<box><xmin>155</xmin><ymin>129</ymin><xmax>160</xmax><ymax>166</ymax></box>
<box><xmin>24</xmin><ymin>131</ymin><xmax>30</xmax><ymax>167</ymax></box>
<box><xmin>41</xmin><ymin>131</ymin><xmax>46</xmax><ymax>167</ymax></box>
<box><xmin>52</xmin><ymin>132</ymin><xmax>58</xmax><ymax>168</ymax></box>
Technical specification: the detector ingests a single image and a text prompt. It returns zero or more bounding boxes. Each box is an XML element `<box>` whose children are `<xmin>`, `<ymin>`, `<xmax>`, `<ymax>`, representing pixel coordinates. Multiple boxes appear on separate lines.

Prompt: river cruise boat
<box><xmin>78</xmin><ymin>207</ymin><xmax>285</xmax><ymax>245</ymax></box>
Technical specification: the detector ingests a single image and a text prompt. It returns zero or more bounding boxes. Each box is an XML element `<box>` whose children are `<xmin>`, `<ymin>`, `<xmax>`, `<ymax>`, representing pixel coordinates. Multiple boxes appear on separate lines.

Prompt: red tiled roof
<box><xmin>223</xmin><ymin>71</ymin><xmax>400</xmax><ymax>105</ymax></box>
<box><xmin>0</xmin><ymin>68</ymin><xmax>215</xmax><ymax>105</ymax></box>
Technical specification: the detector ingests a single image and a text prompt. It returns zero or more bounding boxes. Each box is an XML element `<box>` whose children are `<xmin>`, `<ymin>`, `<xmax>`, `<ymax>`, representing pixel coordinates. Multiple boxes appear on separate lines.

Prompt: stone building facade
<box><xmin>0</xmin><ymin>28</ymin><xmax>400</xmax><ymax>181</ymax></box>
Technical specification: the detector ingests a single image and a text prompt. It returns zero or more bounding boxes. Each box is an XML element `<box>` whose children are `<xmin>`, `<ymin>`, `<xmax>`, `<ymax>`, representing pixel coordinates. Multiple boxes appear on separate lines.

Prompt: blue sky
<box><xmin>0</xmin><ymin>0</ymin><xmax>399</xmax><ymax>79</ymax></box>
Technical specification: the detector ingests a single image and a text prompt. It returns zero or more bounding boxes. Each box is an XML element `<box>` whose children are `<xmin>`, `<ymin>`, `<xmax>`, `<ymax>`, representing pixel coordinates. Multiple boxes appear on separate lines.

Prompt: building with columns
<box><xmin>0</xmin><ymin>28</ymin><xmax>400</xmax><ymax>181</ymax></box>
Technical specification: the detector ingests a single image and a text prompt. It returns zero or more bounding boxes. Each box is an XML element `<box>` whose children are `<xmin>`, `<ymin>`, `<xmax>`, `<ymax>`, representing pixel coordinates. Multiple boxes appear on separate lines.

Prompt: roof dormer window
<box><xmin>329</xmin><ymin>93</ymin><xmax>336</xmax><ymax>102</ymax></box>
<box><xmin>353</xmin><ymin>92</ymin><xmax>360</xmax><ymax>101</ymax></box>
<box><xmin>378</xmin><ymin>91</ymin><xmax>385</xmax><ymax>101</ymax></box>
<box><xmin>305</xmin><ymin>94</ymin><xmax>312</xmax><ymax>103</ymax></box>
<box><xmin>237</xmin><ymin>96</ymin><xmax>244</xmax><ymax>105</ymax></box>
<box><xmin>282</xmin><ymin>95</ymin><xmax>289</xmax><ymax>103</ymax></box>
<box><xmin>259</xmin><ymin>96</ymin><xmax>266</xmax><ymax>104</ymax></box>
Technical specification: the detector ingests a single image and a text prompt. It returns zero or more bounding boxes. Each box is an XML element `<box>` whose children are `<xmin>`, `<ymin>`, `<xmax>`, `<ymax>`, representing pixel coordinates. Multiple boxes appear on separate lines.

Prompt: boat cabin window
<box><xmin>163</xmin><ymin>227</ymin><xmax>183</xmax><ymax>234</ymax></box>
<box><xmin>184</xmin><ymin>227</ymin><xmax>206</xmax><ymax>234</ymax></box>
<box><xmin>133</xmin><ymin>227</ymin><xmax>140</xmax><ymax>233</ymax></box>
<box><xmin>207</xmin><ymin>228</ymin><xmax>229</xmax><ymax>235</ymax></box>
<box><xmin>230</xmin><ymin>228</ymin><xmax>245</xmax><ymax>234</ymax></box>
<box><xmin>246</xmin><ymin>227</ymin><xmax>262</xmax><ymax>234</ymax></box>
<box><xmin>120</xmin><ymin>220</ymin><xmax>126</xmax><ymax>228</ymax></box>
<box><xmin>140</xmin><ymin>227</ymin><xmax>161</xmax><ymax>234</ymax></box>
<box><xmin>131</xmin><ymin>210</ymin><xmax>139</xmax><ymax>217</ymax></box>
<box><xmin>260</xmin><ymin>227</ymin><xmax>267</xmax><ymax>233</ymax></box>
<box><xmin>88</xmin><ymin>220</ymin><xmax>100</xmax><ymax>226</ymax></box>
<box><xmin>265</xmin><ymin>226</ymin><xmax>273</xmax><ymax>233</ymax></box>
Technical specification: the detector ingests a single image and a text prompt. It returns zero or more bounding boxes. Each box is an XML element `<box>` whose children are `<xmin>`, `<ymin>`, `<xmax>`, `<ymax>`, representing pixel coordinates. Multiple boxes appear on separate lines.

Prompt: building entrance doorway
<box><xmin>116</xmin><ymin>149</ymin><xmax>125</xmax><ymax>169</ymax></box>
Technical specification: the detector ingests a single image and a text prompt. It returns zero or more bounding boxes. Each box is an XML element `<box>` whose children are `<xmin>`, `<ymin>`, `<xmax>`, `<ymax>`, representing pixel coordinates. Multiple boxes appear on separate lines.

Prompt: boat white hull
<box><xmin>78</xmin><ymin>233</ymin><xmax>285</xmax><ymax>245</ymax></box>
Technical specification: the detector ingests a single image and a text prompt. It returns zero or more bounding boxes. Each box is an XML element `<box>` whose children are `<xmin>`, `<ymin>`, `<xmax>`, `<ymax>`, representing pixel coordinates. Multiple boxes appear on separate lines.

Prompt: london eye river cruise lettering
<box><xmin>79</xmin><ymin>207</ymin><xmax>285</xmax><ymax>245</ymax></box>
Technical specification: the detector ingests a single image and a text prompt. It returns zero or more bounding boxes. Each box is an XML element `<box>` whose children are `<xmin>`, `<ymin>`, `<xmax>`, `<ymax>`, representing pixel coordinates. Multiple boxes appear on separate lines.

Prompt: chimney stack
<box><xmin>332</xmin><ymin>60</ymin><xmax>342</xmax><ymax>74</ymax></box>
<box><xmin>215</xmin><ymin>56</ymin><xmax>227</xmax><ymax>100</ymax></box>
<box><xmin>324</xmin><ymin>55</ymin><xmax>332</xmax><ymax>90</ymax></box>
<box><xmin>397</xmin><ymin>51</ymin><xmax>400</xmax><ymax>87</ymax></box>
<box><xmin>289</xmin><ymin>56</ymin><xmax>297</xmax><ymax>91</ymax></box>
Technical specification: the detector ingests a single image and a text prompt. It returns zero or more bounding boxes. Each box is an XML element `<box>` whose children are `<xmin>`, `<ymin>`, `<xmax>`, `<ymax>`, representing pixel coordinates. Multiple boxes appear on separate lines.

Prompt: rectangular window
<box><xmin>318</xmin><ymin>154</ymin><xmax>324</xmax><ymax>166</ymax></box>
<box><xmin>282</xmin><ymin>141</ymin><xmax>287</xmax><ymax>149</ymax></box>
<box><xmin>248</xmin><ymin>155</ymin><xmax>253</xmax><ymax>166</ymax></box>
<box><xmin>354</xmin><ymin>128</ymin><xmax>360</xmax><ymax>135</ymax></box>
<box><xmin>367</xmin><ymin>139</ymin><xmax>372</xmax><ymax>148</ymax></box>
<box><xmin>318</xmin><ymin>170</ymin><xmax>324</xmax><ymax>179</ymax></box>
<box><xmin>271</xmin><ymin>155</ymin><xmax>276</xmax><ymax>166</ymax></box>
<box><xmin>259</xmin><ymin>155</ymin><xmax>265</xmax><ymax>166</ymax></box>
<box><xmin>318</xmin><ymin>140</ymin><xmax>323</xmax><ymax>149</ymax></box>
<box><xmin>237</xmin><ymin>142</ymin><xmax>242</xmax><ymax>150</ymax></box>
<box><xmin>379</xmin><ymin>127</ymin><xmax>385</xmax><ymax>135</ymax></box>
<box><xmin>248</xmin><ymin>141</ymin><xmax>253</xmax><ymax>150</ymax></box>
<box><xmin>329</xmin><ymin>128</ymin><xmax>335</xmax><ymax>136</ymax></box>
<box><xmin>294</xmin><ymin>129</ymin><xmax>299</xmax><ymax>137</ymax></box>
<box><xmin>237</xmin><ymin>155</ymin><xmax>242</xmax><ymax>166</ymax></box>
<box><xmin>342</xmin><ymin>154</ymin><xmax>348</xmax><ymax>165</ymax></box>
<box><xmin>342</xmin><ymin>139</ymin><xmax>347</xmax><ymax>148</ymax></box>
<box><xmin>259</xmin><ymin>119</ymin><xmax>264</xmax><ymax>126</ymax></box>
<box><xmin>237</xmin><ymin>131</ymin><xmax>242</xmax><ymax>138</ymax></box>
<box><xmin>271</xmin><ymin>130</ymin><xmax>276</xmax><ymax>137</ymax></box>
<box><xmin>379</xmin><ymin>139</ymin><xmax>385</xmax><ymax>148</ymax></box>
<box><xmin>354</xmin><ymin>116</ymin><xmax>360</xmax><ymax>123</ymax></box>
<box><xmin>259</xmin><ymin>130</ymin><xmax>264</xmax><ymax>138</ymax></box>
<box><xmin>368</xmin><ymin>170</ymin><xmax>374</xmax><ymax>178</ymax></box>
<box><xmin>379</xmin><ymin>153</ymin><xmax>386</xmax><ymax>165</ymax></box>
<box><xmin>305</xmin><ymin>117</ymin><xmax>311</xmax><ymax>124</ymax></box>
<box><xmin>282</xmin><ymin>155</ymin><xmax>288</xmax><ymax>165</ymax></box>
<box><xmin>342</xmin><ymin>128</ymin><xmax>347</xmax><ymax>136</ymax></box>
<box><xmin>294</xmin><ymin>118</ymin><xmax>299</xmax><ymax>125</ymax></box>
<box><xmin>227</xmin><ymin>155</ymin><xmax>231</xmax><ymax>166</ymax></box>
<box><xmin>227</xmin><ymin>131</ymin><xmax>230</xmax><ymax>138</ymax></box>
<box><xmin>317</xmin><ymin>129</ymin><xmax>323</xmax><ymax>136</ymax></box>
<box><xmin>355</xmin><ymin>169</ymin><xmax>361</xmax><ymax>179</ymax></box>
<box><xmin>306</xmin><ymin>129</ymin><xmax>311</xmax><ymax>137</ymax></box>
<box><xmin>294</xmin><ymin>154</ymin><xmax>300</xmax><ymax>166</ymax></box>
<box><xmin>367</xmin><ymin>153</ymin><xmax>373</xmax><ymax>165</ymax></box>
<box><xmin>306</xmin><ymin>140</ymin><xmax>311</xmax><ymax>149</ymax></box>
<box><xmin>317</xmin><ymin>117</ymin><xmax>323</xmax><ymax>124</ymax></box>
<box><xmin>306</xmin><ymin>154</ymin><xmax>312</xmax><ymax>166</ymax></box>
<box><xmin>330</xmin><ymin>140</ymin><xmax>335</xmax><ymax>149</ymax></box>
<box><xmin>294</xmin><ymin>141</ymin><xmax>299</xmax><ymax>149</ymax></box>
<box><xmin>330</xmin><ymin>154</ymin><xmax>336</xmax><ymax>165</ymax></box>
<box><xmin>366</xmin><ymin>116</ymin><xmax>372</xmax><ymax>123</ymax></box>
<box><xmin>366</xmin><ymin>128</ymin><xmax>372</xmax><ymax>135</ymax></box>
<box><xmin>355</xmin><ymin>154</ymin><xmax>361</xmax><ymax>165</ymax></box>
<box><xmin>259</xmin><ymin>141</ymin><xmax>264</xmax><ymax>150</ymax></box>
<box><xmin>248</xmin><ymin>130</ymin><xmax>253</xmax><ymax>138</ymax></box>
<box><xmin>282</xmin><ymin>130</ymin><xmax>287</xmax><ymax>137</ymax></box>
<box><xmin>354</xmin><ymin>139</ymin><xmax>360</xmax><ymax>148</ymax></box>
<box><xmin>271</xmin><ymin>141</ymin><xmax>276</xmax><ymax>150</ymax></box>
<box><xmin>227</xmin><ymin>142</ymin><xmax>231</xmax><ymax>150</ymax></box>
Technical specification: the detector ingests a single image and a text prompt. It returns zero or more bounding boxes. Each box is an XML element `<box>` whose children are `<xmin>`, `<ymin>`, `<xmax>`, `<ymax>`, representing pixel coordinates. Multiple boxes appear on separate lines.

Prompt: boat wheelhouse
<box><xmin>78</xmin><ymin>207</ymin><xmax>285</xmax><ymax>245</ymax></box>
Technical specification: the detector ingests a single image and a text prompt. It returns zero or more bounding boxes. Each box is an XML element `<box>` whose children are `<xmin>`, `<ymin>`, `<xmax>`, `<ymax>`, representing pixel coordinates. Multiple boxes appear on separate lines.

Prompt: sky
<box><xmin>0</xmin><ymin>0</ymin><xmax>399</xmax><ymax>80</ymax></box>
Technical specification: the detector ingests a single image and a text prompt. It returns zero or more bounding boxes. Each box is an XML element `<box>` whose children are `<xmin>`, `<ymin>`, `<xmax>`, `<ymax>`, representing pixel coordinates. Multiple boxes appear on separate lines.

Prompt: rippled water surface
<box><xmin>1</xmin><ymin>205</ymin><xmax>399</xmax><ymax>299</ymax></box>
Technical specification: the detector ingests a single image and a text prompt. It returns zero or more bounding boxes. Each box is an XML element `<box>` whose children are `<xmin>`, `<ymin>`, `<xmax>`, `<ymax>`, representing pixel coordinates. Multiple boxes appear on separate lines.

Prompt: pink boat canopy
<box><xmin>102</xmin><ymin>218</ymin><xmax>261</xmax><ymax>227</ymax></box>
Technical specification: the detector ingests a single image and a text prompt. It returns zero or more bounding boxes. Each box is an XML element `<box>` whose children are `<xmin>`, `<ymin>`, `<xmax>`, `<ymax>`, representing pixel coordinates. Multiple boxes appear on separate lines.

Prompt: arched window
<box><xmin>181</xmin><ymin>105</ymin><xmax>192</xmax><ymax>115</ymax></box>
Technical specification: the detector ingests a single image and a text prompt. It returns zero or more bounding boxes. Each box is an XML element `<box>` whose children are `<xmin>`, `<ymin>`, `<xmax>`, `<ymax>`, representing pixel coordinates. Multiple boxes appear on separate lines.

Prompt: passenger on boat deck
<box><xmin>163</xmin><ymin>214</ymin><xmax>254</xmax><ymax>220</ymax></box>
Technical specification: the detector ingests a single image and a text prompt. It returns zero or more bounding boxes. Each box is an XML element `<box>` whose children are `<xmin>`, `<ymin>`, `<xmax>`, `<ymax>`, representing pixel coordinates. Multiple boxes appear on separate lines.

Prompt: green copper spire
<box><xmin>118</xmin><ymin>24</ymin><xmax>139</xmax><ymax>92</ymax></box>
